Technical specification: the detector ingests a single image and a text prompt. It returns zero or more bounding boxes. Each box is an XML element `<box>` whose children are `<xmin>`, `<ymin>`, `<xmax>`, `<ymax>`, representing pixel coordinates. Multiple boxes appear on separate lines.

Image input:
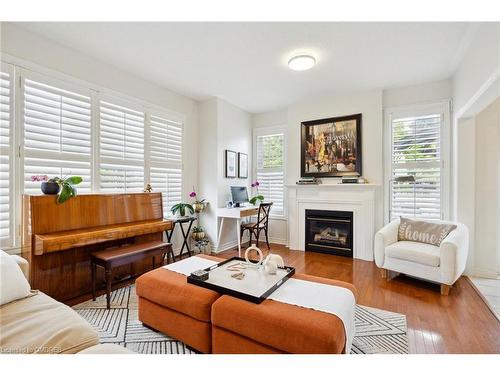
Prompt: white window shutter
<box><xmin>256</xmin><ymin>133</ymin><xmax>285</xmax><ymax>216</ymax></box>
<box><xmin>390</xmin><ymin>114</ymin><xmax>442</xmax><ymax>220</ymax></box>
<box><xmin>149</xmin><ymin>114</ymin><xmax>183</xmax><ymax>215</ymax></box>
<box><xmin>23</xmin><ymin>77</ymin><xmax>92</xmax><ymax>194</ymax></box>
<box><xmin>0</xmin><ymin>68</ymin><xmax>13</xmax><ymax>246</ymax></box>
<box><xmin>99</xmin><ymin>100</ymin><xmax>145</xmax><ymax>192</ymax></box>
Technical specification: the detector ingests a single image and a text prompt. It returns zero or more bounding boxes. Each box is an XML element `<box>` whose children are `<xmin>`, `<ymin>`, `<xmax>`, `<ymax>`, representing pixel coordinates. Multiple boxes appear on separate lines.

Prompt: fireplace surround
<box><xmin>286</xmin><ymin>183</ymin><xmax>379</xmax><ymax>261</ymax></box>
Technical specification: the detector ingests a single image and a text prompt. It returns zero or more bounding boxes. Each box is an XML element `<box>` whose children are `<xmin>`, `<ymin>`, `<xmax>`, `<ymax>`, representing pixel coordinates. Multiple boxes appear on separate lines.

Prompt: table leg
<box><xmin>179</xmin><ymin>220</ymin><xmax>194</xmax><ymax>257</ymax></box>
<box><xmin>91</xmin><ymin>262</ymin><xmax>96</xmax><ymax>301</ymax></box>
<box><xmin>105</xmin><ymin>268</ymin><xmax>112</xmax><ymax>309</ymax></box>
<box><xmin>217</xmin><ymin>217</ymin><xmax>225</xmax><ymax>252</ymax></box>
<box><xmin>236</xmin><ymin>218</ymin><xmax>242</xmax><ymax>257</ymax></box>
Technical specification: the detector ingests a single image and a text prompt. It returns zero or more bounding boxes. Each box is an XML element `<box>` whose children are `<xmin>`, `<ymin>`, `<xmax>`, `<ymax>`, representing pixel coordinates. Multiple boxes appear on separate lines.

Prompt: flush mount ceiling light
<box><xmin>288</xmin><ymin>54</ymin><xmax>316</xmax><ymax>71</ymax></box>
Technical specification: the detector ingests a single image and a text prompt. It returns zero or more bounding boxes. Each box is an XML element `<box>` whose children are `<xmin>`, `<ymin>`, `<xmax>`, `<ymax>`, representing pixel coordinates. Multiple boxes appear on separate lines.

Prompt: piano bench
<box><xmin>90</xmin><ymin>241</ymin><xmax>172</xmax><ymax>309</ymax></box>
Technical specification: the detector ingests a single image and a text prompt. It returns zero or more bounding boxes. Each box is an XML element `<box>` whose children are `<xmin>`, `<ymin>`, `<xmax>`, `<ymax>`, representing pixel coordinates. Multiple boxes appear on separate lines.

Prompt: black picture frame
<box><xmin>225</xmin><ymin>149</ymin><xmax>237</xmax><ymax>178</ymax></box>
<box><xmin>301</xmin><ymin>113</ymin><xmax>362</xmax><ymax>178</ymax></box>
<box><xmin>187</xmin><ymin>257</ymin><xmax>296</xmax><ymax>304</ymax></box>
<box><xmin>238</xmin><ymin>152</ymin><xmax>248</xmax><ymax>179</ymax></box>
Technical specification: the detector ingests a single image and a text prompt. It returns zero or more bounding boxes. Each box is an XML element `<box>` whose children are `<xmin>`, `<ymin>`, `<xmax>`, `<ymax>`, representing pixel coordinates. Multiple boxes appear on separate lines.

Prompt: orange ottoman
<box><xmin>211</xmin><ymin>273</ymin><xmax>358</xmax><ymax>354</ymax></box>
<box><xmin>136</xmin><ymin>255</ymin><xmax>223</xmax><ymax>353</ymax></box>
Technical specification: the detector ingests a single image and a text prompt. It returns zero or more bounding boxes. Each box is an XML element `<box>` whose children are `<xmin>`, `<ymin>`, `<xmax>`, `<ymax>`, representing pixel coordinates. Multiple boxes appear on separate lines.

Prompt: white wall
<box><xmin>198</xmin><ymin>98</ymin><xmax>253</xmax><ymax>251</ymax></box>
<box><xmin>0</xmin><ymin>23</ymin><xmax>200</xmax><ymax>254</ymax></box>
<box><xmin>216</xmin><ymin>99</ymin><xmax>252</xmax><ymax>249</ymax></box>
<box><xmin>453</xmin><ymin>22</ymin><xmax>500</xmax><ymax>277</ymax></box>
<box><xmin>474</xmin><ymin>98</ymin><xmax>500</xmax><ymax>277</ymax></box>
<box><xmin>453</xmin><ymin>23</ymin><xmax>500</xmax><ymax>114</ymax></box>
<box><xmin>383</xmin><ymin>79</ymin><xmax>452</xmax><ymax>108</ymax></box>
<box><xmin>287</xmin><ymin>90</ymin><xmax>385</xmax><ymax>230</ymax></box>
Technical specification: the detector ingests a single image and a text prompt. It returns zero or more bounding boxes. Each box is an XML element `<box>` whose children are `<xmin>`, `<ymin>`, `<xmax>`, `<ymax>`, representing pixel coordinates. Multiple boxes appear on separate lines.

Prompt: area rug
<box><xmin>73</xmin><ymin>285</ymin><xmax>408</xmax><ymax>354</ymax></box>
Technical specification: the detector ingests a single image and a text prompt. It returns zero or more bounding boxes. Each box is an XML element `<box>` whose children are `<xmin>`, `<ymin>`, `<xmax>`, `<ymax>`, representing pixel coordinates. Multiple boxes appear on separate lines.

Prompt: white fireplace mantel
<box><xmin>286</xmin><ymin>183</ymin><xmax>380</xmax><ymax>261</ymax></box>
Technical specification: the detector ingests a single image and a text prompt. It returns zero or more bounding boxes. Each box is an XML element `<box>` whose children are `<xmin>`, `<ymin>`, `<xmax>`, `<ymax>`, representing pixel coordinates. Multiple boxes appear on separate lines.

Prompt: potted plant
<box><xmin>171</xmin><ymin>202</ymin><xmax>194</xmax><ymax>217</ymax></box>
<box><xmin>249</xmin><ymin>180</ymin><xmax>264</xmax><ymax>205</ymax></box>
<box><xmin>189</xmin><ymin>187</ymin><xmax>206</xmax><ymax>213</ymax></box>
<box><xmin>32</xmin><ymin>175</ymin><xmax>83</xmax><ymax>204</ymax></box>
<box><xmin>191</xmin><ymin>226</ymin><xmax>206</xmax><ymax>241</ymax></box>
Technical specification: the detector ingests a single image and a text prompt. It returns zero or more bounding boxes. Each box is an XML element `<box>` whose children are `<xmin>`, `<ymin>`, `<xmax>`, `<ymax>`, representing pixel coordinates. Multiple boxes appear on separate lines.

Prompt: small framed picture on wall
<box><xmin>225</xmin><ymin>150</ymin><xmax>237</xmax><ymax>178</ymax></box>
<box><xmin>238</xmin><ymin>152</ymin><xmax>248</xmax><ymax>178</ymax></box>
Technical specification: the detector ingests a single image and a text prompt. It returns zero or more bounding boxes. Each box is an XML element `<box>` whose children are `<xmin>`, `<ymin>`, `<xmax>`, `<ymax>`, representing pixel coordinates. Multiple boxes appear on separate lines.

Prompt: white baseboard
<box><xmin>470</xmin><ymin>268</ymin><xmax>499</xmax><ymax>279</ymax></box>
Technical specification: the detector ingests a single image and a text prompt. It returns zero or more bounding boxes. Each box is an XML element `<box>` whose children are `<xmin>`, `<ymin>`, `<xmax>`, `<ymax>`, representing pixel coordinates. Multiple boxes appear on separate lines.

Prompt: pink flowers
<box><xmin>31</xmin><ymin>175</ymin><xmax>49</xmax><ymax>182</ymax></box>
<box><xmin>251</xmin><ymin>181</ymin><xmax>260</xmax><ymax>188</ymax></box>
<box><xmin>189</xmin><ymin>191</ymin><xmax>196</xmax><ymax>198</ymax></box>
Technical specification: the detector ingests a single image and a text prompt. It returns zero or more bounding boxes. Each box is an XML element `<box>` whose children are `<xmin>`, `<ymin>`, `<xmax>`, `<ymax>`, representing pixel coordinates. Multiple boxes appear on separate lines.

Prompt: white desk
<box><xmin>216</xmin><ymin>206</ymin><xmax>259</xmax><ymax>257</ymax></box>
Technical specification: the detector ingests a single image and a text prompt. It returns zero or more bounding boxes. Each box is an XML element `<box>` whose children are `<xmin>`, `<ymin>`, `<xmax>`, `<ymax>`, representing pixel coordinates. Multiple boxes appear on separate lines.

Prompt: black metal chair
<box><xmin>240</xmin><ymin>202</ymin><xmax>273</xmax><ymax>249</ymax></box>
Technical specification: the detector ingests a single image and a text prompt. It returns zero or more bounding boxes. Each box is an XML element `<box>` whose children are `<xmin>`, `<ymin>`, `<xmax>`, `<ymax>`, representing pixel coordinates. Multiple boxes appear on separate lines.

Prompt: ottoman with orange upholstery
<box><xmin>136</xmin><ymin>254</ymin><xmax>223</xmax><ymax>353</ymax></box>
<box><xmin>211</xmin><ymin>273</ymin><xmax>358</xmax><ymax>354</ymax></box>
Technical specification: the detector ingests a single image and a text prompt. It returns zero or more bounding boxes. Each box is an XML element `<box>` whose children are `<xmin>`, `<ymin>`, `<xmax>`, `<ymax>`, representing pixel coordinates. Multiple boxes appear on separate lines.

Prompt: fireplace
<box><xmin>305</xmin><ymin>209</ymin><xmax>353</xmax><ymax>257</ymax></box>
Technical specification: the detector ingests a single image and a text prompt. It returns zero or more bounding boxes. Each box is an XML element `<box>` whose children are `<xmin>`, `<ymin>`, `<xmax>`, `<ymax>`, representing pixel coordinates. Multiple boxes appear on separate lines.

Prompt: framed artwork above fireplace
<box><xmin>301</xmin><ymin>113</ymin><xmax>362</xmax><ymax>178</ymax></box>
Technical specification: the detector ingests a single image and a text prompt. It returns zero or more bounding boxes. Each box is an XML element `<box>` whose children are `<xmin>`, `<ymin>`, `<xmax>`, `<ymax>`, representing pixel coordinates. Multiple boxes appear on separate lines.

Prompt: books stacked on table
<box><xmin>296</xmin><ymin>177</ymin><xmax>320</xmax><ymax>185</ymax></box>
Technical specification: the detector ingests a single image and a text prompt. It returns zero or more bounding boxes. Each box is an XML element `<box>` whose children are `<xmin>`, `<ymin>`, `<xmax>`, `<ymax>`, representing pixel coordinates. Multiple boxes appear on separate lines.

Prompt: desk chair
<box><xmin>240</xmin><ymin>202</ymin><xmax>273</xmax><ymax>249</ymax></box>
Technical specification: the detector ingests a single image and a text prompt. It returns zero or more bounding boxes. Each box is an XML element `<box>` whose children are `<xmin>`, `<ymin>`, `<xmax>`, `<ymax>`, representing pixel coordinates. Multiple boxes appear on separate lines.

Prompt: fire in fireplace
<box><xmin>305</xmin><ymin>209</ymin><xmax>353</xmax><ymax>257</ymax></box>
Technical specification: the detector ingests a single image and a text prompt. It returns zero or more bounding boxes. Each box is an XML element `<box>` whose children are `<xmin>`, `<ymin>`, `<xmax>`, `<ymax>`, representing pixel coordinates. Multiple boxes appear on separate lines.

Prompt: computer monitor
<box><xmin>230</xmin><ymin>186</ymin><xmax>249</xmax><ymax>205</ymax></box>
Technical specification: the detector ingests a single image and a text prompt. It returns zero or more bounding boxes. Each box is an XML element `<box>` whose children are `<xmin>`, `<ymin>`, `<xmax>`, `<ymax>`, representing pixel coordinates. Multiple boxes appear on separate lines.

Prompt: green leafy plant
<box><xmin>171</xmin><ymin>203</ymin><xmax>194</xmax><ymax>217</ymax></box>
<box><xmin>249</xmin><ymin>194</ymin><xmax>264</xmax><ymax>205</ymax></box>
<box><xmin>49</xmin><ymin>176</ymin><xmax>82</xmax><ymax>204</ymax></box>
<box><xmin>192</xmin><ymin>226</ymin><xmax>204</xmax><ymax>233</ymax></box>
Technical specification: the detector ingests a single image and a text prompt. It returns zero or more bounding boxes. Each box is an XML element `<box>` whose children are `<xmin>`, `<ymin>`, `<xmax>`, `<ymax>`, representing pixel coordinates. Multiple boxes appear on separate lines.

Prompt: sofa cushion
<box><xmin>136</xmin><ymin>255</ymin><xmax>222</xmax><ymax>322</ymax></box>
<box><xmin>0</xmin><ymin>291</ymin><xmax>99</xmax><ymax>354</ymax></box>
<box><xmin>0</xmin><ymin>250</ymin><xmax>31</xmax><ymax>306</ymax></box>
<box><xmin>386</xmin><ymin>241</ymin><xmax>440</xmax><ymax>267</ymax></box>
<box><xmin>398</xmin><ymin>217</ymin><xmax>457</xmax><ymax>246</ymax></box>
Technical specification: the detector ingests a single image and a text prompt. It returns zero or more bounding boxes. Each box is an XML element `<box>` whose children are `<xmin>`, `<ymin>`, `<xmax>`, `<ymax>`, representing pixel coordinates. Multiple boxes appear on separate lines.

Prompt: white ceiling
<box><xmin>15</xmin><ymin>22</ymin><xmax>472</xmax><ymax>113</ymax></box>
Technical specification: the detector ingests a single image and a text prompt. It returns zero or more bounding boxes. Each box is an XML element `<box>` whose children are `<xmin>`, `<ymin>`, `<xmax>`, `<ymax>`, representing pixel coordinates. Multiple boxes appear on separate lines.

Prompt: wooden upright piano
<box><xmin>21</xmin><ymin>192</ymin><xmax>173</xmax><ymax>302</ymax></box>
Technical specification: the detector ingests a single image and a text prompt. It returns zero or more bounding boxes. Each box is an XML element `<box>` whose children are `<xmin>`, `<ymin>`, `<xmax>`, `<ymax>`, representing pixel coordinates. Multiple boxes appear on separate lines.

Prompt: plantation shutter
<box><xmin>0</xmin><ymin>66</ymin><xmax>13</xmax><ymax>246</ymax></box>
<box><xmin>99</xmin><ymin>100</ymin><xmax>145</xmax><ymax>192</ymax></box>
<box><xmin>390</xmin><ymin>113</ymin><xmax>442</xmax><ymax>220</ymax></box>
<box><xmin>256</xmin><ymin>133</ymin><xmax>284</xmax><ymax>216</ymax></box>
<box><xmin>149</xmin><ymin>113</ymin><xmax>183</xmax><ymax>215</ymax></box>
<box><xmin>23</xmin><ymin>76</ymin><xmax>92</xmax><ymax>195</ymax></box>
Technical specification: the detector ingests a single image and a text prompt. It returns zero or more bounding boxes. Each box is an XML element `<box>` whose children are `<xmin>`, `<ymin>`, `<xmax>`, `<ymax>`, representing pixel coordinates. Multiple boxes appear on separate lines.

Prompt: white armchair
<box><xmin>374</xmin><ymin>219</ymin><xmax>469</xmax><ymax>295</ymax></box>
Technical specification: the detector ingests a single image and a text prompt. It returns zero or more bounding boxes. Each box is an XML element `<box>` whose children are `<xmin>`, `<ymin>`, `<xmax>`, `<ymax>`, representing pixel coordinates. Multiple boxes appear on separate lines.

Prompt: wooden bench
<box><xmin>90</xmin><ymin>241</ymin><xmax>172</xmax><ymax>308</ymax></box>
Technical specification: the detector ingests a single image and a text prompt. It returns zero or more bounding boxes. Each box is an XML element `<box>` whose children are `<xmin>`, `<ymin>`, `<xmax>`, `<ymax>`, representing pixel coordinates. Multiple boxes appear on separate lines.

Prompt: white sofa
<box><xmin>0</xmin><ymin>252</ymin><xmax>132</xmax><ymax>354</ymax></box>
<box><xmin>374</xmin><ymin>219</ymin><xmax>469</xmax><ymax>295</ymax></box>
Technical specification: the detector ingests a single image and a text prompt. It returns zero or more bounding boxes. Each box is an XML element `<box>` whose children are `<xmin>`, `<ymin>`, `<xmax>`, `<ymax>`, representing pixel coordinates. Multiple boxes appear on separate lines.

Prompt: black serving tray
<box><xmin>187</xmin><ymin>256</ymin><xmax>295</xmax><ymax>304</ymax></box>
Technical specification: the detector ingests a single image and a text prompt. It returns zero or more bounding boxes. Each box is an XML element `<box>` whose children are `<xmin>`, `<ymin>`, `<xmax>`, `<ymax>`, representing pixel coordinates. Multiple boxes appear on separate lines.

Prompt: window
<box><xmin>149</xmin><ymin>113</ymin><xmax>183</xmax><ymax>215</ymax></box>
<box><xmin>22</xmin><ymin>75</ymin><xmax>92</xmax><ymax>195</ymax></box>
<box><xmin>99</xmin><ymin>100</ymin><xmax>145</xmax><ymax>192</ymax></box>
<box><xmin>254</xmin><ymin>128</ymin><xmax>285</xmax><ymax>217</ymax></box>
<box><xmin>1</xmin><ymin>59</ymin><xmax>185</xmax><ymax>249</ymax></box>
<box><xmin>0</xmin><ymin>64</ymin><xmax>14</xmax><ymax>247</ymax></box>
<box><xmin>386</xmin><ymin>103</ymin><xmax>450</xmax><ymax>221</ymax></box>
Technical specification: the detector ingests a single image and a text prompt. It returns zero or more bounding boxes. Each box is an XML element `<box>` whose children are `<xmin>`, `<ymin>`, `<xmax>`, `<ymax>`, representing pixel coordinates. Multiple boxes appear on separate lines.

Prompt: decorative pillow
<box><xmin>0</xmin><ymin>250</ymin><xmax>32</xmax><ymax>306</ymax></box>
<box><xmin>398</xmin><ymin>217</ymin><xmax>457</xmax><ymax>247</ymax></box>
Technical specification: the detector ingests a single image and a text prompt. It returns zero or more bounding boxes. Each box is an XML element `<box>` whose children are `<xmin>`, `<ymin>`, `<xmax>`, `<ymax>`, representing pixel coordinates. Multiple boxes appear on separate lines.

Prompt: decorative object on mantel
<box><xmin>33</xmin><ymin>175</ymin><xmax>82</xmax><ymax>204</ymax></box>
<box><xmin>296</xmin><ymin>177</ymin><xmax>321</xmax><ymax>185</ymax></box>
<box><xmin>301</xmin><ymin>113</ymin><xmax>362</xmax><ymax>178</ymax></box>
<box><xmin>249</xmin><ymin>180</ymin><xmax>264</xmax><ymax>205</ymax></box>
<box><xmin>225</xmin><ymin>149</ymin><xmax>237</xmax><ymax>178</ymax></box>
<box><xmin>238</xmin><ymin>152</ymin><xmax>248</xmax><ymax>179</ymax></box>
<box><xmin>143</xmin><ymin>183</ymin><xmax>153</xmax><ymax>192</ymax></box>
<box><xmin>342</xmin><ymin>176</ymin><xmax>359</xmax><ymax>184</ymax></box>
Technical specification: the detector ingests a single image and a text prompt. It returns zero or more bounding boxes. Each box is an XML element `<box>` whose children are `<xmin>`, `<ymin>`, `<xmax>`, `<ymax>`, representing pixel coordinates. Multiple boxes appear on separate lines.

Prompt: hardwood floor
<box><xmin>218</xmin><ymin>244</ymin><xmax>500</xmax><ymax>354</ymax></box>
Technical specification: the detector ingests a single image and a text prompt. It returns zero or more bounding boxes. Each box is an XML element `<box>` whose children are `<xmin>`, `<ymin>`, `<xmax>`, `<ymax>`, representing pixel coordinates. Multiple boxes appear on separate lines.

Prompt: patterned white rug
<box><xmin>73</xmin><ymin>285</ymin><xmax>408</xmax><ymax>354</ymax></box>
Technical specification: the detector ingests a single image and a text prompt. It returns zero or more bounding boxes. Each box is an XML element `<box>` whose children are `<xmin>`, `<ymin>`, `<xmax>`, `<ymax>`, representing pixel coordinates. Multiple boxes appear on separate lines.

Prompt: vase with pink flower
<box><xmin>189</xmin><ymin>187</ymin><xmax>206</xmax><ymax>213</ymax></box>
<box><xmin>249</xmin><ymin>181</ymin><xmax>265</xmax><ymax>205</ymax></box>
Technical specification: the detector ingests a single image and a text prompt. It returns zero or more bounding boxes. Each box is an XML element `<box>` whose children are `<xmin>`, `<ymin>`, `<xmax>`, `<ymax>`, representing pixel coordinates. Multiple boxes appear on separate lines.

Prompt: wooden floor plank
<box><xmin>219</xmin><ymin>244</ymin><xmax>500</xmax><ymax>354</ymax></box>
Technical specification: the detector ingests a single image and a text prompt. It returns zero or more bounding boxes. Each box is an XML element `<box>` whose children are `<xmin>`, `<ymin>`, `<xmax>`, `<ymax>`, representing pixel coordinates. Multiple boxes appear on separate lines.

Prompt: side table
<box><xmin>165</xmin><ymin>216</ymin><xmax>197</xmax><ymax>259</ymax></box>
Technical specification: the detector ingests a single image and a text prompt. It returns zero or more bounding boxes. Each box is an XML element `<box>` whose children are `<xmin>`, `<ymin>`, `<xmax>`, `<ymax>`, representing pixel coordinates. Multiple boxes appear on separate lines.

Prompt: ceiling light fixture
<box><xmin>288</xmin><ymin>54</ymin><xmax>316</xmax><ymax>71</ymax></box>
